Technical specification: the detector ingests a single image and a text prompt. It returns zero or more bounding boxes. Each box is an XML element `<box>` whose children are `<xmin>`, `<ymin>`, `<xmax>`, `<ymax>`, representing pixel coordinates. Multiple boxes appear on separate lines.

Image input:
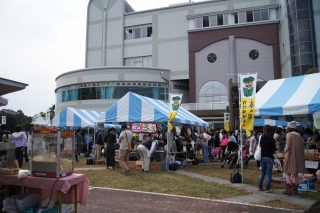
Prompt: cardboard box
<box><xmin>95</xmin><ymin>160</ymin><xmax>103</xmax><ymax>165</ymax></box>
<box><xmin>298</xmin><ymin>178</ymin><xmax>316</xmax><ymax>191</ymax></box>
<box><xmin>115</xmin><ymin>160</ymin><xmax>136</xmax><ymax>169</ymax></box>
<box><xmin>134</xmin><ymin>161</ymin><xmax>163</xmax><ymax>171</ymax></box>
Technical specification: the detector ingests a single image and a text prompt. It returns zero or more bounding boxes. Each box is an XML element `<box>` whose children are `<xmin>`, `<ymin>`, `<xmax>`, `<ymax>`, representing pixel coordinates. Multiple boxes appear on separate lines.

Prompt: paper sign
<box><xmin>305</xmin><ymin>161</ymin><xmax>319</xmax><ymax>169</ymax></box>
<box><xmin>313</xmin><ymin>112</ymin><xmax>320</xmax><ymax>129</ymax></box>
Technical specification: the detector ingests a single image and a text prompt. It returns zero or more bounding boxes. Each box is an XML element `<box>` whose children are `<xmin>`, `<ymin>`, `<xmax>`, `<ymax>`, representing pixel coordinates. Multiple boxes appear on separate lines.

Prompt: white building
<box><xmin>55</xmin><ymin>0</ymin><xmax>319</xmax><ymax>129</ymax></box>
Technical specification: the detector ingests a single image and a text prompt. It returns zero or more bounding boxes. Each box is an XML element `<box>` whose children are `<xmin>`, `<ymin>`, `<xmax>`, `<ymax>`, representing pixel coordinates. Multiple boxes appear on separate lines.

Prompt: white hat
<box><xmin>287</xmin><ymin>121</ymin><xmax>297</xmax><ymax>129</ymax></box>
<box><xmin>277</xmin><ymin>125</ymin><xmax>283</xmax><ymax>129</ymax></box>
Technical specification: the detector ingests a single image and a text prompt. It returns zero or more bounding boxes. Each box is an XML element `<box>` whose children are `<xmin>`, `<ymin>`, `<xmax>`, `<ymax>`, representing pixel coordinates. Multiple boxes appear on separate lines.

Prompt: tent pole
<box><xmin>238</xmin><ymin>74</ymin><xmax>244</xmax><ymax>183</ymax></box>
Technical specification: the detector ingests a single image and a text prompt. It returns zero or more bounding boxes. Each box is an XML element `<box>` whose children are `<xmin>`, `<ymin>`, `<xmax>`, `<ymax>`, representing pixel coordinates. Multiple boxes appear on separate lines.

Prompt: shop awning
<box><xmin>255</xmin><ymin>73</ymin><xmax>320</xmax><ymax>116</ymax></box>
<box><xmin>254</xmin><ymin>119</ymin><xmax>311</xmax><ymax>127</ymax></box>
<box><xmin>51</xmin><ymin>107</ymin><xmax>103</xmax><ymax>128</ymax></box>
<box><xmin>95</xmin><ymin>92</ymin><xmax>208</xmax><ymax>127</ymax></box>
<box><xmin>0</xmin><ymin>77</ymin><xmax>28</xmax><ymax>95</ymax></box>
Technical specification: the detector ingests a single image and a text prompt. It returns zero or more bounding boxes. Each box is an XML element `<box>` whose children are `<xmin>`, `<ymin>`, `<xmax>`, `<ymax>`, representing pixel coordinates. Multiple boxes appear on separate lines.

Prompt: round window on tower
<box><xmin>207</xmin><ymin>53</ymin><xmax>217</xmax><ymax>63</ymax></box>
<box><xmin>249</xmin><ymin>49</ymin><xmax>259</xmax><ymax>60</ymax></box>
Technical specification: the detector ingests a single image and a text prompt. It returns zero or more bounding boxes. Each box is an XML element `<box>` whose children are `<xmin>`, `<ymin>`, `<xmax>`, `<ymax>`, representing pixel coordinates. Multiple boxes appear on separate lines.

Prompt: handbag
<box><xmin>254</xmin><ymin>135</ymin><xmax>262</xmax><ymax>161</ymax></box>
<box><xmin>230</xmin><ymin>168</ymin><xmax>242</xmax><ymax>183</ymax></box>
<box><xmin>125</xmin><ymin>132</ymin><xmax>132</xmax><ymax>152</ymax></box>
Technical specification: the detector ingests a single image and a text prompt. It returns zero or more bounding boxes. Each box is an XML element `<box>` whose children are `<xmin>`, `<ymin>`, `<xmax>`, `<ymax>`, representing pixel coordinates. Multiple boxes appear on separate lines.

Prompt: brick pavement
<box><xmin>78</xmin><ymin>188</ymin><xmax>295</xmax><ymax>213</ymax></box>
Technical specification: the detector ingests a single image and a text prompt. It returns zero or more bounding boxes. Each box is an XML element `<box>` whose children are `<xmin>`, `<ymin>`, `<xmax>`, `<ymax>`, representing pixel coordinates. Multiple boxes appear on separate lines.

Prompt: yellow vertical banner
<box><xmin>168</xmin><ymin>94</ymin><xmax>183</xmax><ymax>132</ymax></box>
<box><xmin>240</xmin><ymin>98</ymin><xmax>256</xmax><ymax>136</ymax></box>
<box><xmin>224</xmin><ymin>113</ymin><xmax>230</xmax><ymax>132</ymax></box>
<box><xmin>239</xmin><ymin>74</ymin><xmax>257</xmax><ymax>136</ymax></box>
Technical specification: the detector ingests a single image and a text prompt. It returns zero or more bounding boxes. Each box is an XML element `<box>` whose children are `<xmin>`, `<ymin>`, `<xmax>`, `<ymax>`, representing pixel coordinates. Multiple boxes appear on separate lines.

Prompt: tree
<box><xmin>49</xmin><ymin>104</ymin><xmax>55</xmax><ymax>119</ymax></box>
<box><xmin>305</xmin><ymin>68</ymin><xmax>319</xmax><ymax>75</ymax></box>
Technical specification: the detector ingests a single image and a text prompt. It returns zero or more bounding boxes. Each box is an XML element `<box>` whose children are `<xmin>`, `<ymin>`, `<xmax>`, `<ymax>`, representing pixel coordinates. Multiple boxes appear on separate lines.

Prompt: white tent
<box><xmin>96</xmin><ymin>92</ymin><xmax>208</xmax><ymax>127</ymax></box>
<box><xmin>255</xmin><ymin>73</ymin><xmax>320</xmax><ymax>116</ymax></box>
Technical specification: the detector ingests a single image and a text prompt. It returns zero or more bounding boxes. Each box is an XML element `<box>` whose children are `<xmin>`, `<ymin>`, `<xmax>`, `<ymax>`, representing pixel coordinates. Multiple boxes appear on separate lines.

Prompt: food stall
<box><xmin>95</xmin><ymin>92</ymin><xmax>208</xmax><ymax>171</ymax></box>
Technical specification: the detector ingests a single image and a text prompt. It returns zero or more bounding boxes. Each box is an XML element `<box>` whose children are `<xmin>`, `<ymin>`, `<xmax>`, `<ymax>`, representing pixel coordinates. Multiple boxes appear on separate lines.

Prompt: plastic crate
<box><xmin>22</xmin><ymin>203</ymin><xmax>59</xmax><ymax>213</ymax></box>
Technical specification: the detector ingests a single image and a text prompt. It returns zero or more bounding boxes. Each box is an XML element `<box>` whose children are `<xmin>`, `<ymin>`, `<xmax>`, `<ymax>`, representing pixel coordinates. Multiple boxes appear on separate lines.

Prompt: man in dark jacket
<box><xmin>94</xmin><ymin>129</ymin><xmax>106</xmax><ymax>160</ymax></box>
<box><xmin>304</xmin><ymin>167</ymin><xmax>320</xmax><ymax>213</ymax></box>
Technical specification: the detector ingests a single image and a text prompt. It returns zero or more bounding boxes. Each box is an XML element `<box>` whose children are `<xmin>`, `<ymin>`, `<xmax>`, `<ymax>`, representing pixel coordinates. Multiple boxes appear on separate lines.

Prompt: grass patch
<box><xmin>77</xmin><ymin>169</ymin><xmax>250</xmax><ymax>199</ymax></box>
<box><xmin>253</xmin><ymin>199</ymin><xmax>308</xmax><ymax>211</ymax></box>
<box><xmin>181</xmin><ymin>162</ymin><xmax>286</xmax><ymax>189</ymax></box>
<box><xmin>298</xmin><ymin>191</ymin><xmax>320</xmax><ymax>201</ymax></box>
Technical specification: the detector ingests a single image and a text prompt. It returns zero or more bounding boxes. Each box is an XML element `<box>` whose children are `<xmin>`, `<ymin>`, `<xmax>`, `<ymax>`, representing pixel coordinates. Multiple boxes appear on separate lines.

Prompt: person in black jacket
<box><xmin>105</xmin><ymin>128</ymin><xmax>116</xmax><ymax>170</ymax></box>
<box><xmin>257</xmin><ymin>125</ymin><xmax>277</xmax><ymax>193</ymax></box>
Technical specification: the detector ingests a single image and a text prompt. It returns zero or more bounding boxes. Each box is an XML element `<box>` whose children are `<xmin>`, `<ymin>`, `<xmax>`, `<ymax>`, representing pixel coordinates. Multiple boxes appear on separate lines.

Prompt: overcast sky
<box><xmin>0</xmin><ymin>0</ymin><xmax>201</xmax><ymax>117</ymax></box>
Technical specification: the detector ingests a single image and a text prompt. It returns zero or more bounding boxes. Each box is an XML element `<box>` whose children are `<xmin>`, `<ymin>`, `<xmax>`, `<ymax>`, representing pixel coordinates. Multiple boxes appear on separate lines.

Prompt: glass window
<box><xmin>203</xmin><ymin>16</ymin><xmax>209</xmax><ymax>27</ymax></box>
<box><xmin>133</xmin><ymin>27</ymin><xmax>141</xmax><ymax>39</ymax></box>
<box><xmin>301</xmin><ymin>65</ymin><xmax>313</xmax><ymax>74</ymax></box>
<box><xmin>223</xmin><ymin>14</ymin><xmax>229</xmax><ymax>25</ymax></box>
<box><xmin>125</xmin><ymin>27</ymin><xmax>132</xmax><ymax>40</ymax></box>
<box><xmin>147</xmin><ymin>56</ymin><xmax>152</xmax><ymax>67</ymax></box>
<box><xmin>288</xmin><ymin>2</ymin><xmax>296</xmax><ymax>13</ymax></box>
<box><xmin>210</xmin><ymin>15</ymin><xmax>217</xmax><ymax>26</ymax></box>
<box><xmin>299</xmin><ymin>31</ymin><xmax>311</xmax><ymax>42</ymax></box>
<box><xmin>234</xmin><ymin>13</ymin><xmax>238</xmax><ymax>24</ymax></box>
<box><xmin>291</xmin><ymin>54</ymin><xmax>301</xmax><ymax>66</ymax></box>
<box><xmin>141</xmin><ymin>26</ymin><xmax>147</xmax><ymax>38</ymax></box>
<box><xmin>261</xmin><ymin>9</ymin><xmax>269</xmax><ymax>20</ymax></box>
<box><xmin>289</xmin><ymin>12</ymin><xmax>297</xmax><ymax>23</ymax></box>
<box><xmin>249</xmin><ymin>49</ymin><xmax>259</xmax><ymax>60</ymax></box>
<box><xmin>297</xmin><ymin>10</ymin><xmax>309</xmax><ymax>20</ymax></box>
<box><xmin>147</xmin><ymin>26</ymin><xmax>152</xmax><ymax>37</ymax></box>
<box><xmin>298</xmin><ymin>20</ymin><xmax>310</xmax><ymax>31</ymax></box>
<box><xmin>217</xmin><ymin>14</ymin><xmax>223</xmax><ymax>25</ymax></box>
<box><xmin>199</xmin><ymin>81</ymin><xmax>227</xmax><ymax>104</ymax></box>
<box><xmin>292</xmin><ymin>22</ymin><xmax>299</xmax><ymax>33</ymax></box>
<box><xmin>238</xmin><ymin>12</ymin><xmax>246</xmax><ymax>23</ymax></box>
<box><xmin>292</xmin><ymin>66</ymin><xmax>301</xmax><ymax>76</ymax></box>
<box><xmin>290</xmin><ymin>33</ymin><xmax>299</xmax><ymax>44</ymax></box>
<box><xmin>253</xmin><ymin>10</ymin><xmax>261</xmax><ymax>21</ymax></box>
<box><xmin>246</xmin><ymin>11</ymin><xmax>253</xmax><ymax>22</ymax></box>
<box><xmin>290</xmin><ymin>44</ymin><xmax>300</xmax><ymax>55</ymax></box>
<box><xmin>296</xmin><ymin>0</ymin><xmax>308</xmax><ymax>10</ymax></box>
<box><xmin>142</xmin><ymin>56</ymin><xmax>148</xmax><ymax>67</ymax></box>
<box><xmin>300</xmin><ymin>53</ymin><xmax>313</xmax><ymax>64</ymax></box>
<box><xmin>299</xmin><ymin>42</ymin><xmax>312</xmax><ymax>53</ymax></box>
<box><xmin>195</xmin><ymin>17</ymin><xmax>203</xmax><ymax>28</ymax></box>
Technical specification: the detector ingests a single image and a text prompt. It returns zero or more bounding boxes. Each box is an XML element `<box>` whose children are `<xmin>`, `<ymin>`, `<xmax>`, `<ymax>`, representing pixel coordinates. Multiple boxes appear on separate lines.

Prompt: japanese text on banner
<box><xmin>240</xmin><ymin>98</ymin><xmax>256</xmax><ymax>136</ymax></box>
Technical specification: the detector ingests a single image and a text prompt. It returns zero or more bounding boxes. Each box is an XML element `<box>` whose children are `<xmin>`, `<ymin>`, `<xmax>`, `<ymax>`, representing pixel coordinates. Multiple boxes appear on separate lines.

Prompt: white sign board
<box><xmin>305</xmin><ymin>161</ymin><xmax>319</xmax><ymax>169</ymax></box>
<box><xmin>1</xmin><ymin>116</ymin><xmax>6</xmax><ymax>124</ymax></box>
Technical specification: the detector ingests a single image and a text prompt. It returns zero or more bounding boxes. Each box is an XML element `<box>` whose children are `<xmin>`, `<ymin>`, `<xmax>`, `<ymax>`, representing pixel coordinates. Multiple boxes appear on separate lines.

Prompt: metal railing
<box><xmin>181</xmin><ymin>102</ymin><xmax>228</xmax><ymax>110</ymax></box>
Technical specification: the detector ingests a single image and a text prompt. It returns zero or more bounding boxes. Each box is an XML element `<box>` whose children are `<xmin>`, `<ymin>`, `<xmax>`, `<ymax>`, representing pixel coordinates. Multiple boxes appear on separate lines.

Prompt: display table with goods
<box><xmin>273</xmin><ymin>152</ymin><xmax>319</xmax><ymax>191</ymax></box>
<box><xmin>0</xmin><ymin>173</ymin><xmax>89</xmax><ymax>212</ymax></box>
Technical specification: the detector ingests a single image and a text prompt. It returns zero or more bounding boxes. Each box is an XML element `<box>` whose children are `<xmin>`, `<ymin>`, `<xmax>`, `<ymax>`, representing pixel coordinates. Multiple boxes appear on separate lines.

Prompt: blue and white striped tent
<box><xmin>95</xmin><ymin>92</ymin><xmax>208</xmax><ymax>127</ymax></box>
<box><xmin>255</xmin><ymin>73</ymin><xmax>320</xmax><ymax>116</ymax></box>
<box><xmin>254</xmin><ymin>119</ymin><xmax>311</xmax><ymax>127</ymax></box>
<box><xmin>51</xmin><ymin>107</ymin><xmax>103</xmax><ymax>128</ymax></box>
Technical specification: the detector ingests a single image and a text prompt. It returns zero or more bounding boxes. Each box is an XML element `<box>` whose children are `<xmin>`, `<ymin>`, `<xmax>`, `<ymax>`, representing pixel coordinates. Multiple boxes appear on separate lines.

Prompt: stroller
<box><xmin>221</xmin><ymin>142</ymin><xmax>240</xmax><ymax>169</ymax></box>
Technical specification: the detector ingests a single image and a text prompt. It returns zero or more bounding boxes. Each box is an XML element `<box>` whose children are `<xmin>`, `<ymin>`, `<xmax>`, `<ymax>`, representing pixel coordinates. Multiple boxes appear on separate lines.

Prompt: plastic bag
<box><xmin>3</xmin><ymin>194</ymin><xmax>41</xmax><ymax>213</ymax></box>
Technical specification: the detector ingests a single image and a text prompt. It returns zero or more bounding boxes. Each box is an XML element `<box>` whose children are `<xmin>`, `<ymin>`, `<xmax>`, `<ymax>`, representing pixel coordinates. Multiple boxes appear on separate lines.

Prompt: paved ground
<box><xmin>75</xmin><ymin>164</ymin><xmax>318</xmax><ymax>212</ymax></box>
<box><xmin>78</xmin><ymin>187</ymin><xmax>294</xmax><ymax>213</ymax></box>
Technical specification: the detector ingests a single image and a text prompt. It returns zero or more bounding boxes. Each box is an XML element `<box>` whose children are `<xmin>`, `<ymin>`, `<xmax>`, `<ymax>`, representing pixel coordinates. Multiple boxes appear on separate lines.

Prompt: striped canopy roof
<box><xmin>95</xmin><ymin>92</ymin><xmax>208</xmax><ymax>127</ymax></box>
<box><xmin>255</xmin><ymin>73</ymin><xmax>320</xmax><ymax>116</ymax></box>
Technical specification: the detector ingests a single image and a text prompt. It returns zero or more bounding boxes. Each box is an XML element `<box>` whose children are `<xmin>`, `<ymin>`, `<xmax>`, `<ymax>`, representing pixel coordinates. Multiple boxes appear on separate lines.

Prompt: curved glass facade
<box><xmin>287</xmin><ymin>0</ymin><xmax>317</xmax><ymax>76</ymax></box>
<box><xmin>56</xmin><ymin>82</ymin><xmax>168</xmax><ymax>103</ymax></box>
<box><xmin>199</xmin><ymin>81</ymin><xmax>227</xmax><ymax>103</ymax></box>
